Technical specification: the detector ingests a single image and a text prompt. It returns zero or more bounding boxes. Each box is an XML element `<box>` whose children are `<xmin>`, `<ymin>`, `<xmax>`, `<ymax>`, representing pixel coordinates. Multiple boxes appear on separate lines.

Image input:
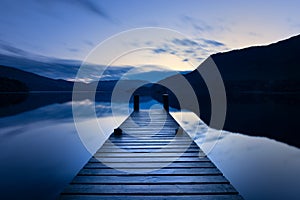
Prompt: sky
<box><xmin>1</xmin><ymin>0</ymin><xmax>300</xmax><ymax>71</ymax></box>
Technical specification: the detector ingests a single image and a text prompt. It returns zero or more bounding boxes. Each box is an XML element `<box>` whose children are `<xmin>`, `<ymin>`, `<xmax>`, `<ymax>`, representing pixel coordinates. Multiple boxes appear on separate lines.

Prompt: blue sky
<box><xmin>1</xmin><ymin>0</ymin><xmax>300</xmax><ymax>71</ymax></box>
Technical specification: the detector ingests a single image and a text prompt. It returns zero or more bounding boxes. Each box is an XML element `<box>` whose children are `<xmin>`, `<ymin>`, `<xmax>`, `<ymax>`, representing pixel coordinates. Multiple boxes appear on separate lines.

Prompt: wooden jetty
<box><xmin>60</xmin><ymin>95</ymin><xmax>243</xmax><ymax>200</ymax></box>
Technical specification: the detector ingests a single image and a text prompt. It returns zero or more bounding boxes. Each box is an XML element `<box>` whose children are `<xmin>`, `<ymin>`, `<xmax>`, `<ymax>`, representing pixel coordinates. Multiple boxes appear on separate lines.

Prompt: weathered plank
<box><xmin>62</xmin><ymin>183</ymin><xmax>238</xmax><ymax>194</ymax></box>
<box><xmin>90</xmin><ymin>157</ymin><xmax>206</xmax><ymax>163</ymax></box>
<box><xmin>94</xmin><ymin>152</ymin><xmax>205</xmax><ymax>157</ymax></box>
<box><xmin>95</xmin><ymin>149</ymin><xmax>202</xmax><ymax>153</ymax></box>
<box><xmin>84</xmin><ymin>161</ymin><xmax>215</xmax><ymax>169</ymax></box>
<box><xmin>60</xmin><ymin>194</ymin><xmax>244</xmax><ymax>200</ymax></box>
<box><xmin>90</xmin><ymin>157</ymin><xmax>209</xmax><ymax>163</ymax></box>
<box><xmin>108</xmin><ymin>139</ymin><xmax>193</xmax><ymax>142</ymax></box>
<box><xmin>72</xmin><ymin>175</ymin><xmax>229</xmax><ymax>184</ymax></box>
<box><xmin>102</xmin><ymin>142</ymin><xmax>197</xmax><ymax>146</ymax></box>
<box><xmin>78</xmin><ymin>168</ymin><xmax>222</xmax><ymax>175</ymax></box>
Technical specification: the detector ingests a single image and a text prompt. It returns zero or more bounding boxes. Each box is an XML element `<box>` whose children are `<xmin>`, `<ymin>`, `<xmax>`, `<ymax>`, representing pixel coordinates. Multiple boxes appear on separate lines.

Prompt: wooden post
<box><xmin>114</xmin><ymin>128</ymin><xmax>122</xmax><ymax>135</ymax></box>
<box><xmin>163</xmin><ymin>94</ymin><xmax>169</xmax><ymax>112</ymax></box>
<box><xmin>134</xmin><ymin>95</ymin><xmax>139</xmax><ymax>111</ymax></box>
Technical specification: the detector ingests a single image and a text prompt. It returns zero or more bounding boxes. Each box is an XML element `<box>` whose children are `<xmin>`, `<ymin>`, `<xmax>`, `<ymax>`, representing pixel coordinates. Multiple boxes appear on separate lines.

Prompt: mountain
<box><xmin>154</xmin><ymin>34</ymin><xmax>300</xmax><ymax>148</ymax></box>
<box><xmin>1</xmin><ymin>35</ymin><xmax>300</xmax><ymax>147</ymax></box>
<box><xmin>0</xmin><ymin>53</ymin><xmax>189</xmax><ymax>82</ymax></box>
<box><xmin>0</xmin><ymin>54</ymin><xmax>81</xmax><ymax>80</ymax></box>
<box><xmin>0</xmin><ymin>64</ymin><xmax>151</xmax><ymax>116</ymax></box>
<box><xmin>0</xmin><ymin>65</ymin><xmax>75</xmax><ymax>91</ymax></box>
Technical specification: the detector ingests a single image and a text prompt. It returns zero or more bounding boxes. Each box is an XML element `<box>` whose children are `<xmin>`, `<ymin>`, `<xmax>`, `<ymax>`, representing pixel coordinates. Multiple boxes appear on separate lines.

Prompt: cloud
<box><xmin>181</xmin><ymin>15</ymin><xmax>213</xmax><ymax>32</ymax></box>
<box><xmin>149</xmin><ymin>35</ymin><xmax>226</xmax><ymax>67</ymax></box>
<box><xmin>75</xmin><ymin>0</ymin><xmax>110</xmax><ymax>19</ymax></box>
<box><xmin>35</xmin><ymin>0</ymin><xmax>112</xmax><ymax>21</ymax></box>
<box><xmin>148</xmin><ymin>37</ymin><xmax>214</xmax><ymax>66</ymax></box>
<box><xmin>84</xmin><ymin>40</ymin><xmax>95</xmax><ymax>47</ymax></box>
<box><xmin>0</xmin><ymin>42</ymin><xmax>29</xmax><ymax>56</ymax></box>
<box><xmin>68</xmin><ymin>48</ymin><xmax>80</xmax><ymax>52</ymax></box>
<box><xmin>184</xmin><ymin>49</ymin><xmax>195</xmax><ymax>54</ymax></box>
<box><xmin>172</xmin><ymin>38</ymin><xmax>198</xmax><ymax>46</ymax></box>
<box><xmin>145</xmin><ymin>41</ymin><xmax>154</xmax><ymax>46</ymax></box>
<box><xmin>153</xmin><ymin>48</ymin><xmax>167</xmax><ymax>54</ymax></box>
<box><xmin>248</xmin><ymin>32</ymin><xmax>261</xmax><ymax>37</ymax></box>
<box><xmin>201</xmin><ymin>39</ymin><xmax>225</xmax><ymax>47</ymax></box>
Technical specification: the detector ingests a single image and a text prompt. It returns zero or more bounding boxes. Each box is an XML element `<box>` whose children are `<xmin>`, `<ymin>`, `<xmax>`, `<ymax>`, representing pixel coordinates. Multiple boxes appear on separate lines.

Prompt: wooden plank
<box><xmin>90</xmin><ymin>157</ymin><xmax>206</xmax><ymax>163</ymax></box>
<box><xmin>99</xmin><ymin>145</ymin><xmax>199</xmax><ymax>148</ymax></box>
<box><xmin>94</xmin><ymin>152</ymin><xmax>205</xmax><ymax>158</ymax></box>
<box><xmin>71</xmin><ymin>175</ymin><xmax>229</xmax><ymax>184</ymax></box>
<box><xmin>101</xmin><ymin>143</ymin><xmax>198</xmax><ymax>147</ymax></box>
<box><xmin>62</xmin><ymin>183</ymin><xmax>237</xmax><ymax>194</ymax></box>
<box><xmin>109</xmin><ymin>140</ymin><xmax>193</xmax><ymax>143</ymax></box>
<box><xmin>88</xmin><ymin>157</ymin><xmax>210</xmax><ymax>163</ymax></box>
<box><xmin>95</xmin><ymin>149</ymin><xmax>202</xmax><ymax>153</ymax></box>
<box><xmin>78</xmin><ymin>168</ymin><xmax>222</xmax><ymax>175</ymax></box>
<box><xmin>112</xmin><ymin>137</ymin><xmax>190</xmax><ymax>139</ymax></box>
<box><xmin>108</xmin><ymin>139</ymin><xmax>196</xmax><ymax>142</ymax></box>
<box><xmin>102</xmin><ymin>143</ymin><xmax>195</xmax><ymax>147</ymax></box>
<box><xmin>98</xmin><ymin>145</ymin><xmax>199</xmax><ymax>149</ymax></box>
<box><xmin>84</xmin><ymin>162</ymin><xmax>215</xmax><ymax>169</ymax></box>
<box><xmin>59</xmin><ymin>194</ymin><xmax>244</xmax><ymax>200</ymax></box>
<box><xmin>98</xmin><ymin>148</ymin><xmax>201</xmax><ymax>152</ymax></box>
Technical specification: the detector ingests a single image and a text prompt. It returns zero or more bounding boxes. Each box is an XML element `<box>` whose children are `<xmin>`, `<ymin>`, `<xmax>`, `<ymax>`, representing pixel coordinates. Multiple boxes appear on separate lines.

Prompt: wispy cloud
<box><xmin>0</xmin><ymin>42</ymin><xmax>29</xmax><ymax>56</ymax></box>
<box><xmin>153</xmin><ymin>48</ymin><xmax>167</xmax><ymax>54</ymax></box>
<box><xmin>74</xmin><ymin>0</ymin><xmax>110</xmax><ymax>19</ymax></box>
<box><xmin>68</xmin><ymin>48</ymin><xmax>80</xmax><ymax>52</ymax></box>
<box><xmin>248</xmin><ymin>32</ymin><xmax>261</xmax><ymax>37</ymax></box>
<box><xmin>184</xmin><ymin>49</ymin><xmax>195</xmax><ymax>54</ymax></box>
<box><xmin>172</xmin><ymin>38</ymin><xmax>198</xmax><ymax>46</ymax></box>
<box><xmin>181</xmin><ymin>15</ymin><xmax>213</xmax><ymax>32</ymax></box>
<box><xmin>146</xmin><ymin>35</ymin><xmax>227</xmax><ymax>67</ymax></box>
<box><xmin>84</xmin><ymin>40</ymin><xmax>95</xmax><ymax>47</ymax></box>
<box><xmin>201</xmin><ymin>39</ymin><xmax>225</xmax><ymax>47</ymax></box>
<box><xmin>35</xmin><ymin>0</ymin><xmax>112</xmax><ymax>21</ymax></box>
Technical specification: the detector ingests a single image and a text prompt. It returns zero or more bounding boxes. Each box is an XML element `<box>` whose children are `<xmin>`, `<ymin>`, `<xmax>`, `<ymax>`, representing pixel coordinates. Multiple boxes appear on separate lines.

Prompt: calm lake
<box><xmin>0</xmin><ymin>94</ymin><xmax>299</xmax><ymax>200</ymax></box>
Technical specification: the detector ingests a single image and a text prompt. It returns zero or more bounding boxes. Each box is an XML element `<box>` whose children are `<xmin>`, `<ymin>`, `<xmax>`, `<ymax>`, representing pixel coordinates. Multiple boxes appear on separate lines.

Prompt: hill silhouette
<box><xmin>0</xmin><ymin>35</ymin><xmax>300</xmax><ymax>147</ymax></box>
<box><xmin>154</xmin><ymin>34</ymin><xmax>300</xmax><ymax>148</ymax></box>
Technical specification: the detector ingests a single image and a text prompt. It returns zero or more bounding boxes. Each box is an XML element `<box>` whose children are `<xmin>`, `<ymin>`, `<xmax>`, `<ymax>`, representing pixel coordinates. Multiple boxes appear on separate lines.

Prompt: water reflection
<box><xmin>0</xmin><ymin>112</ymin><xmax>88</xmax><ymax>200</ymax></box>
<box><xmin>0</xmin><ymin>96</ymin><xmax>162</xmax><ymax>199</ymax></box>
<box><xmin>0</xmin><ymin>97</ymin><xmax>299</xmax><ymax>200</ymax></box>
<box><xmin>172</xmin><ymin>111</ymin><xmax>300</xmax><ymax>200</ymax></box>
<box><xmin>0</xmin><ymin>99</ymin><xmax>117</xmax><ymax>199</ymax></box>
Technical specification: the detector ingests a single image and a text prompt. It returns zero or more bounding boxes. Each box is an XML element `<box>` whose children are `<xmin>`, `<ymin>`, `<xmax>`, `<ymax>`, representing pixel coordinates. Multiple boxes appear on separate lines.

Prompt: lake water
<box><xmin>0</xmin><ymin>98</ymin><xmax>299</xmax><ymax>200</ymax></box>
